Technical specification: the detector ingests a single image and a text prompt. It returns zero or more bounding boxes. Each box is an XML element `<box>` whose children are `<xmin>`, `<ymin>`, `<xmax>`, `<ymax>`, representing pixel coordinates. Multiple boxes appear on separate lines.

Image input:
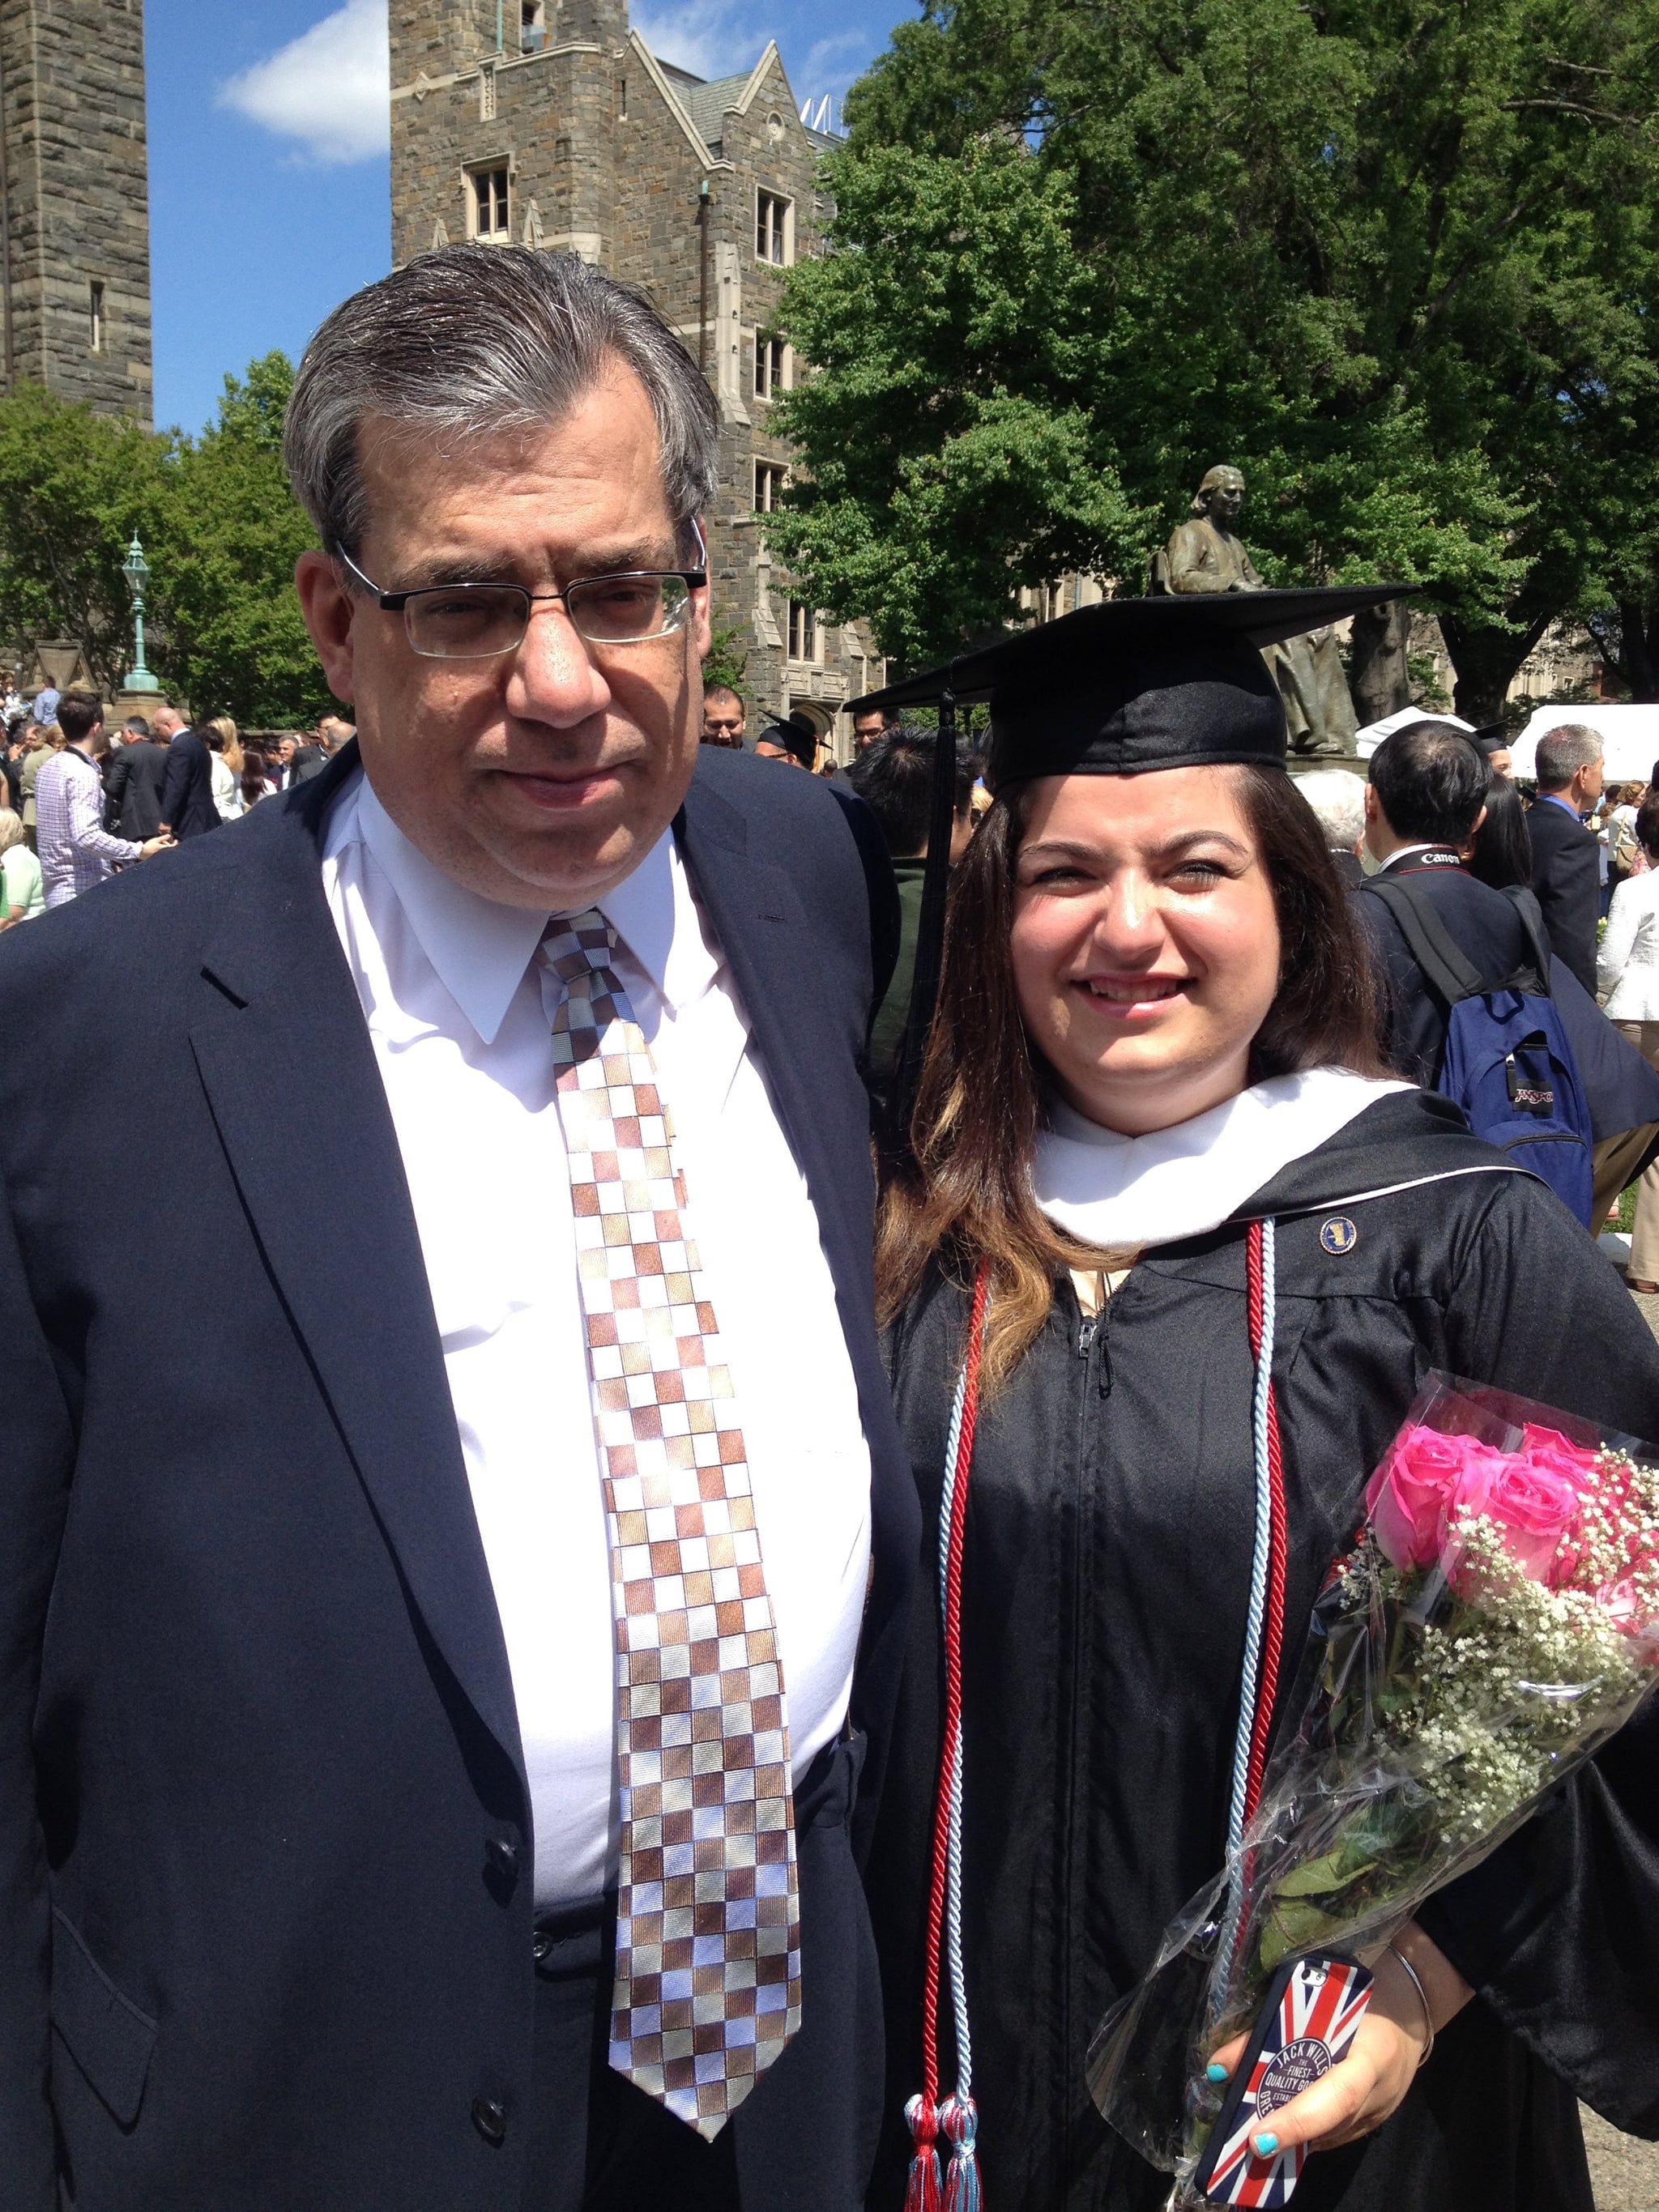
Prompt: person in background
<box><xmin>851</xmin><ymin>704</ymin><xmax>899</xmax><ymax>753</ymax></box>
<box><xmin>31</xmin><ymin>681</ymin><xmax>60</xmax><ymax>729</ymax></box>
<box><xmin>203</xmin><ymin>716</ymin><xmax>245</xmax><ymax>820</ymax></box>
<box><xmin>847</xmin><ymin>728</ymin><xmax>977</xmax><ymax>1092</ymax></box>
<box><xmin>157</xmin><ymin>714</ymin><xmax>221</xmax><ymax>842</ymax></box>
<box><xmin>239</xmin><ymin>744</ymin><xmax>277</xmax><ymax>809</ymax></box>
<box><xmin>288</xmin><ymin>729</ymin><xmax>330</xmax><ymax>784</ymax></box>
<box><xmin>268</xmin><ymin>734</ymin><xmax>299</xmax><ymax>790</ymax></box>
<box><xmin>318</xmin><ymin>712</ymin><xmax>356</xmax><ymax>757</ymax></box>
<box><xmin>1606</xmin><ymin>780</ymin><xmax>1648</xmax><ymax>904</ymax></box>
<box><xmin>1465</xmin><ymin>773</ymin><xmax>1534</xmax><ymax>892</ymax></box>
<box><xmin>103</xmin><ymin>717</ymin><xmax>170</xmax><ymax>842</ymax></box>
<box><xmin>1598</xmin><ymin>788</ymin><xmax>1659</xmax><ymax>1291</ymax></box>
<box><xmin>0</xmin><ymin>806</ymin><xmax>44</xmax><ymax>927</ymax></box>
<box><xmin>2</xmin><ymin>720</ymin><xmax>26</xmax><ymax>814</ymax></box>
<box><xmin>1526</xmin><ymin>723</ymin><xmax>1604</xmax><ymax>992</ymax></box>
<box><xmin>34</xmin><ymin>693</ymin><xmax>171</xmax><ymax>906</ymax></box>
<box><xmin>755</xmin><ymin>709</ymin><xmax>818</xmax><ymax>769</ymax></box>
<box><xmin>1473</xmin><ymin>727</ymin><xmax>1512</xmax><ymax>780</ymax></box>
<box><xmin>1294</xmin><ymin>767</ymin><xmax>1367</xmax><ymax>885</ymax></box>
<box><xmin>700</xmin><ymin>684</ymin><xmax>746</xmax><ymax>748</ymax></box>
<box><xmin>18</xmin><ymin>720</ymin><xmax>59</xmax><ymax>851</ymax></box>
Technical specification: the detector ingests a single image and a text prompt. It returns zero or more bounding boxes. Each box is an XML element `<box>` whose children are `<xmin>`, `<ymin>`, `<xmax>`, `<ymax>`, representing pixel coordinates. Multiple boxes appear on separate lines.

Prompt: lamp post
<box><xmin>121</xmin><ymin>532</ymin><xmax>160</xmax><ymax>697</ymax></box>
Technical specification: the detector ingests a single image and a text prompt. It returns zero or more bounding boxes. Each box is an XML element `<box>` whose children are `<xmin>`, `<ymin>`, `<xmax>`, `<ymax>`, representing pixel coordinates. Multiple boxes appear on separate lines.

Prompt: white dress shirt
<box><xmin>322</xmin><ymin>773</ymin><xmax>872</xmax><ymax>1909</ymax></box>
<box><xmin>1600</xmin><ymin>866</ymin><xmax>1659</xmax><ymax>1021</ymax></box>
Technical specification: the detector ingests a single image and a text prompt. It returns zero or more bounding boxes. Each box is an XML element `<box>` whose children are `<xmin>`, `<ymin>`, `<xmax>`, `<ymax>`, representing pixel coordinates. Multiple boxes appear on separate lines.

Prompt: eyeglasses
<box><xmin>332</xmin><ymin>526</ymin><xmax>707</xmax><ymax>660</ymax></box>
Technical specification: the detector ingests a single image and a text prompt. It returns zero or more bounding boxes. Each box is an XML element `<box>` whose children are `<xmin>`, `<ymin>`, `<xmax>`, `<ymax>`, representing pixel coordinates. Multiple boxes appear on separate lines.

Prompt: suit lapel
<box><xmin>673</xmin><ymin>776</ymin><xmax>853</xmax><ymax>1234</ymax></box>
<box><xmin>186</xmin><ymin>758</ymin><xmax>523</xmax><ymax>1775</ymax></box>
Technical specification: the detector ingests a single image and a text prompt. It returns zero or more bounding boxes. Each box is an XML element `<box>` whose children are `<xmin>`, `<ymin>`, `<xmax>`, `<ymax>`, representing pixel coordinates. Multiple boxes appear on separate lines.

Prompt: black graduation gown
<box><xmin>865</xmin><ymin>1090</ymin><xmax>1659</xmax><ymax>2212</ymax></box>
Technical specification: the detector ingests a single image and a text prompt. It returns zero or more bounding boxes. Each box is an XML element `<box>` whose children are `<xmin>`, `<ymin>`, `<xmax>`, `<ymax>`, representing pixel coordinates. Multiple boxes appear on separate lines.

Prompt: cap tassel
<box><xmin>905</xmin><ymin>2094</ymin><xmax>944</xmax><ymax>2211</ymax></box>
<box><xmin>941</xmin><ymin>2095</ymin><xmax>983</xmax><ymax>2211</ymax></box>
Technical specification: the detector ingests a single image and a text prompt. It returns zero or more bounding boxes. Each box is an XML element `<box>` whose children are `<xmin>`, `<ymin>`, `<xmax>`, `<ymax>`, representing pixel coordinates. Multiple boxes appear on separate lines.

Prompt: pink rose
<box><xmin>1519</xmin><ymin>1424</ymin><xmax>1601</xmax><ymax>1493</ymax></box>
<box><xmin>1596</xmin><ymin>1579</ymin><xmax>1648</xmax><ymax>1639</ymax></box>
<box><xmin>1443</xmin><ymin>1451</ymin><xmax>1584</xmax><ymax>1584</ymax></box>
<box><xmin>1366</xmin><ymin>1427</ymin><xmax>1493</xmax><ymax>1571</ymax></box>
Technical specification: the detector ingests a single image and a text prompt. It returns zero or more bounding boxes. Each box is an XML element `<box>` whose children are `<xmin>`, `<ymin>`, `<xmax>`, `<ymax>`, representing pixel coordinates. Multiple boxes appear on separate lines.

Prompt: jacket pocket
<box><xmin>49</xmin><ymin>1907</ymin><xmax>156</xmax><ymax>2127</ymax></box>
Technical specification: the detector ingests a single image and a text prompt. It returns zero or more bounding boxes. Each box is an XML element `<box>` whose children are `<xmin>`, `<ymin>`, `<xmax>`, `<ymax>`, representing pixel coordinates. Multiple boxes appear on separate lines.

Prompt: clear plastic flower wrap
<box><xmin>1085</xmin><ymin>1372</ymin><xmax>1659</xmax><ymax>2204</ymax></box>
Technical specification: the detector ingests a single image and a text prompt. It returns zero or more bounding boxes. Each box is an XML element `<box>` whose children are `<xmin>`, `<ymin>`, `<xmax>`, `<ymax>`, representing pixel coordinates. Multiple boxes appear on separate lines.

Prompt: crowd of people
<box><xmin>1</xmin><ymin>244</ymin><xmax>1657</xmax><ymax>2212</ymax></box>
<box><xmin>0</xmin><ymin>699</ymin><xmax>356</xmax><ymax>924</ymax></box>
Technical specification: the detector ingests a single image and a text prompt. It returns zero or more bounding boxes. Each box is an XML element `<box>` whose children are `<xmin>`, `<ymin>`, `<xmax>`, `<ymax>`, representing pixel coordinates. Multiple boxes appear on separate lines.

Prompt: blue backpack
<box><xmin>1363</xmin><ymin>875</ymin><xmax>1595</xmax><ymax>1226</ymax></box>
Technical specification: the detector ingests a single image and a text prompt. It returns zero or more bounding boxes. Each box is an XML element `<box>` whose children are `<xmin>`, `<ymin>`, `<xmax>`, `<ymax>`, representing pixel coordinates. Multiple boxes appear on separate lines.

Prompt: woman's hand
<box><xmin>1205</xmin><ymin>1924</ymin><xmax>1474</xmax><ymax>2159</ymax></box>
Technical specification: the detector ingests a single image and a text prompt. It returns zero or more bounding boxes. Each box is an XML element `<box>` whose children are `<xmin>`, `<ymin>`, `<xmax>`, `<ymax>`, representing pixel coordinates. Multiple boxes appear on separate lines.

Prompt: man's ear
<box><xmin>296</xmin><ymin>551</ymin><xmax>359</xmax><ymax>705</ymax></box>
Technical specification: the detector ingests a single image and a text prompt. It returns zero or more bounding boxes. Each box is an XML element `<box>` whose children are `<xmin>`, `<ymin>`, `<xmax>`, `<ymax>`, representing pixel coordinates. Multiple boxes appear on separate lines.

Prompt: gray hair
<box><xmin>283</xmin><ymin>246</ymin><xmax>720</xmax><ymax>560</ymax></box>
<box><xmin>1534</xmin><ymin>722</ymin><xmax>1604</xmax><ymax>791</ymax></box>
<box><xmin>1295</xmin><ymin>768</ymin><xmax>1367</xmax><ymax>850</ymax></box>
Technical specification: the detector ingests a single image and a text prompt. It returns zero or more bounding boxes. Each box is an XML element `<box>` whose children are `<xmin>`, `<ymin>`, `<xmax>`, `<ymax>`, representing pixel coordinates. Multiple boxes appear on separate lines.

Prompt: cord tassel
<box><xmin>941</xmin><ymin>2095</ymin><xmax>983</xmax><ymax>2211</ymax></box>
<box><xmin>905</xmin><ymin>2095</ymin><xmax>944</xmax><ymax>2211</ymax></box>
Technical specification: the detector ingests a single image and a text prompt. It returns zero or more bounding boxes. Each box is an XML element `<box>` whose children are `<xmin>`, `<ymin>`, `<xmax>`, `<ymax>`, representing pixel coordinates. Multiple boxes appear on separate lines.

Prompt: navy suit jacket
<box><xmin>156</xmin><ymin>728</ymin><xmax>220</xmax><ymax>839</ymax></box>
<box><xmin>1526</xmin><ymin>795</ymin><xmax>1600</xmax><ymax>994</ymax></box>
<box><xmin>0</xmin><ymin>743</ymin><xmax>915</xmax><ymax>2210</ymax></box>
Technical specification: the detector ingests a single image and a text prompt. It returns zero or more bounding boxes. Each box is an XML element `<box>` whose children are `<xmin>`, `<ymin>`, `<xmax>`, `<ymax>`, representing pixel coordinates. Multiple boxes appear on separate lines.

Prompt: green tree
<box><xmin>155</xmin><ymin>354</ymin><xmax>333</xmax><ymax>728</ymax></box>
<box><xmin>773</xmin><ymin>0</ymin><xmax>1659</xmax><ymax>710</ymax></box>
<box><xmin>0</xmin><ymin>381</ymin><xmax>171</xmax><ymax>689</ymax></box>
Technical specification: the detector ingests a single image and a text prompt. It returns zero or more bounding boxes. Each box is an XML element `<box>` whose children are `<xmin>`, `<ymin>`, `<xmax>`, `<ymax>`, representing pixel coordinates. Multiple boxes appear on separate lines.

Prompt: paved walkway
<box><xmin>1580</xmin><ymin>1277</ymin><xmax>1659</xmax><ymax>2208</ymax></box>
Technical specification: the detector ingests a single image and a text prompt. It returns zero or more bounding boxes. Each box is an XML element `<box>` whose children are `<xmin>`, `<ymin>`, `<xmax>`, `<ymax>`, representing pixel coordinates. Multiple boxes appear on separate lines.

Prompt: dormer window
<box><xmin>522</xmin><ymin>1</ymin><xmax>546</xmax><ymax>52</ymax></box>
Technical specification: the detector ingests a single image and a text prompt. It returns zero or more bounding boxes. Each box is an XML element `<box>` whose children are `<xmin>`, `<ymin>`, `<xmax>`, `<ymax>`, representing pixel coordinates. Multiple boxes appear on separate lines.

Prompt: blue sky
<box><xmin>148</xmin><ymin>0</ymin><xmax>912</xmax><ymax>437</ymax></box>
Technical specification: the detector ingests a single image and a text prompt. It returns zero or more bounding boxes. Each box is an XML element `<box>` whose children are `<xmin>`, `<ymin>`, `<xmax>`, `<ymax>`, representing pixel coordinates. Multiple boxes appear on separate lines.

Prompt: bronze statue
<box><xmin>1154</xmin><ymin>466</ymin><xmax>1358</xmax><ymax>757</ymax></box>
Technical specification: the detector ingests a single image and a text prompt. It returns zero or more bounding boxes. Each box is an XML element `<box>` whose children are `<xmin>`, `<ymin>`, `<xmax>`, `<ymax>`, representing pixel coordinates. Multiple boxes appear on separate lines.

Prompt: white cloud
<box><xmin>804</xmin><ymin>28</ymin><xmax>868</xmax><ymax>78</ymax></box>
<box><xmin>216</xmin><ymin>0</ymin><xmax>390</xmax><ymax>167</ymax></box>
<box><xmin>633</xmin><ymin>0</ymin><xmax>764</xmax><ymax>83</ymax></box>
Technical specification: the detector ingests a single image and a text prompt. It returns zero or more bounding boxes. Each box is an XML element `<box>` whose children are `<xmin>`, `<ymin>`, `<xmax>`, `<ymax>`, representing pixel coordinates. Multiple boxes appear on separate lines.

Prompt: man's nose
<box><xmin>503</xmin><ymin>600</ymin><xmax>613</xmax><ymax>726</ymax></box>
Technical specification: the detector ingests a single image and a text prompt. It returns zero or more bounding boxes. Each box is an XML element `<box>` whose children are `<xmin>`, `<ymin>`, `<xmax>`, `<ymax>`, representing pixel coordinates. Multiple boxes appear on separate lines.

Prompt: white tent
<box><xmin>1510</xmin><ymin>704</ymin><xmax>1659</xmax><ymax>783</ymax></box>
<box><xmin>1351</xmin><ymin>708</ymin><xmax>1472</xmax><ymax>761</ymax></box>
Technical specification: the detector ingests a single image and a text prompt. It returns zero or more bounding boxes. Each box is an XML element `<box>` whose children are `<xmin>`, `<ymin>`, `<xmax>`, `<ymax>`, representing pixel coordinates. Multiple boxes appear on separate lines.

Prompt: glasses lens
<box><xmin>405</xmin><ymin>586</ymin><xmax>530</xmax><ymax>659</ymax></box>
<box><xmin>568</xmin><ymin>573</ymin><xmax>691</xmax><ymax>643</ymax></box>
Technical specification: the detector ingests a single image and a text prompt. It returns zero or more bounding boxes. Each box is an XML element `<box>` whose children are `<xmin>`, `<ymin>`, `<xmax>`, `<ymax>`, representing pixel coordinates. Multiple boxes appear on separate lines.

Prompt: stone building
<box><xmin>390</xmin><ymin>0</ymin><xmax>881</xmax><ymax>745</ymax></box>
<box><xmin>0</xmin><ymin>0</ymin><xmax>153</xmax><ymax>423</ymax></box>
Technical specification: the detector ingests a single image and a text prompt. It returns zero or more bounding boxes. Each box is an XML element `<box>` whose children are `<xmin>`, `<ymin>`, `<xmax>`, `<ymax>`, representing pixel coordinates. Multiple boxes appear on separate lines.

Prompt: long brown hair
<box><xmin>876</xmin><ymin>763</ymin><xmax>1388</xmax><ymax>1393</ymax></box>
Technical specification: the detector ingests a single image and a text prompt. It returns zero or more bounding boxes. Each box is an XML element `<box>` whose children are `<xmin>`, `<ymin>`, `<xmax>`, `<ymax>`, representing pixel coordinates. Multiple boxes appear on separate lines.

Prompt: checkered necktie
<box><xmin>545</xmin><ymin>910</ymin><xmax>803</xmax><ymax>2139</ymax></box>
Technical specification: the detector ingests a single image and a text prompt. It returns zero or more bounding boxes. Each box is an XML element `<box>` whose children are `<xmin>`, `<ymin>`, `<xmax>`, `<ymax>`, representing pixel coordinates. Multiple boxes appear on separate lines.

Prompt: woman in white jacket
<box><xmin>1599</xmin><ymin>788</ymin><xmax>1659</xmax><ymax>1288</ymax></box>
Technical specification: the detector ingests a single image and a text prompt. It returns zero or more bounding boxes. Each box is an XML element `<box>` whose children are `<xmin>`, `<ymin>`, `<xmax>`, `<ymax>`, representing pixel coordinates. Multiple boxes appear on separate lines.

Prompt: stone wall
<box><xmin>0</xmin><ymin>0</ymin><xmax>152</xmax><ymax>423</ymax></box>
<box><xmin>390</xmin><ymin>0</ymin><xmax>881</xmax><ymax>744</ymax></box>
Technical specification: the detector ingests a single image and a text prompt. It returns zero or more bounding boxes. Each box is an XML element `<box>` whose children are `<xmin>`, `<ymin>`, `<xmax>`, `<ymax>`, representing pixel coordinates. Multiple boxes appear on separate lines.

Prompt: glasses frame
<box><xmin>331</xmin><ymin>522</ymin><xmax>709</xmax><ymax>659</ymax></box>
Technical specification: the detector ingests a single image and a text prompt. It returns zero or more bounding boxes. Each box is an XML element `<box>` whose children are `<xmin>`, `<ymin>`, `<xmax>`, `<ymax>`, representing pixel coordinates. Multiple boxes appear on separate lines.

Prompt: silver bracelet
<box><xmin>1386</xmin><ymin>1942</ymin><xmax>1435</xmax><ymax>2069</ymax></box>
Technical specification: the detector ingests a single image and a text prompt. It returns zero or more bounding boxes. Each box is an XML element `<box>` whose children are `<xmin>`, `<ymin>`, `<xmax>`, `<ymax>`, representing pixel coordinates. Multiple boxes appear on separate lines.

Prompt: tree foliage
<box><xmin>771</xmin><ymin>0</ymin><xmax>1659</xmax><ymax>710</ymax></box>
<box><xmin>0</xmin><ymin>356</ymin><xmax>331</xmax><ymax>726</ymax></box>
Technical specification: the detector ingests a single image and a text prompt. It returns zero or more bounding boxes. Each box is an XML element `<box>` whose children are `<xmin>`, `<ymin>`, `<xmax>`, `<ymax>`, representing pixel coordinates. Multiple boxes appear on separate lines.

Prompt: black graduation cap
<box><xmin>848</xmin><ymin>586</ymin><xmax>1402</xmax><ymax>787</ymax></box>
<box><xmin>847</xmin><ymin>585</ymin><xmax>1414</xmax><ymax>1129</ymax></box>
<box><xmin>754</xmin><ymin>709</ymin><xmax>818</xmax><ymax>766</ymax></box>
<box><xmin>1469</xmin><ymin>724</ymin><xmax>1512</xmax><ymax>757</ymax></box>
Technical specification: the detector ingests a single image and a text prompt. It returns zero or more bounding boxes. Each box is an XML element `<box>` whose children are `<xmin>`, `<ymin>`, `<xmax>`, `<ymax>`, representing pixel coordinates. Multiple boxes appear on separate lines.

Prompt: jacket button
<box><xmin>486</xmin><ymin>1837</ymin><xmax>520</xmax><ymax>1878</ymax></box>
<box><xmin>472</xmin><ymin>2096</ymin><xmax>507</xmax><ymax>2146</ymax></box>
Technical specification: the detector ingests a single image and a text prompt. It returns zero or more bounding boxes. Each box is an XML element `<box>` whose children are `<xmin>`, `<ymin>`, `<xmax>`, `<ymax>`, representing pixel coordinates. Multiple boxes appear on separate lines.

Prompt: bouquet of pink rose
<box><xmin>1086</xmin><ymin>1373</ymin><xmax>1659</xmax><ymax>2201</ymax></box>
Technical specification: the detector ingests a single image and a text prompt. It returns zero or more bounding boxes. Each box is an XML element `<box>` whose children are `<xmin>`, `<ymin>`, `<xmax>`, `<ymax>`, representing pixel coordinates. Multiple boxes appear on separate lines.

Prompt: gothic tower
<box><xmin>0</xmin><ymin>0</ymin><xmax>154</xmax><ymax>424</ymax></box>
<box><xmin>389</xmin><ymin>0</ymin><xmax>884</xmax><ymax>742</ymax></box>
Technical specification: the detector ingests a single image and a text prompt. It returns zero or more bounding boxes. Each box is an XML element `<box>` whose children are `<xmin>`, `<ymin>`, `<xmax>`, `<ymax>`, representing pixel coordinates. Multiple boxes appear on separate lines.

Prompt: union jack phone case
<box><xmin>1193</xmin><ymin>1951</ymin><xmax>1374</xmax><ymax>2208</ymax></box>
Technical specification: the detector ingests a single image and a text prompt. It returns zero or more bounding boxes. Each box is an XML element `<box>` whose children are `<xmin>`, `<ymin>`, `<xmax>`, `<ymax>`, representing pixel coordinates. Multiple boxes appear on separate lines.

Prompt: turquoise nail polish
<box><xmin>1254</xmin><ymin>2133</ymin><xmax>1279</xmax><ymax>2157</ymax></box>
<box><xmin>1205</xmin><ymin>2062</ymin><xmax>1228</xmax><ymax>2083</ymax></box>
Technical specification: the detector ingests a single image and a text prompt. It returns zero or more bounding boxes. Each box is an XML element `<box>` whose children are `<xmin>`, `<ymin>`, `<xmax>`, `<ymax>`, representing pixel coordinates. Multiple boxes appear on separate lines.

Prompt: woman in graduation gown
<box><xmin>859</xmin><ymin>590</ymin><xmax>1659</xmax><ymax>2212</ymax></box>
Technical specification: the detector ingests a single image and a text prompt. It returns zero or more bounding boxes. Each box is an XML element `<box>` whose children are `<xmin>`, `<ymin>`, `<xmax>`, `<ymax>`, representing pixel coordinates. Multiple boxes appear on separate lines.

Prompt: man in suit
<box><xmin>0</xmin><ymin>245</ymin><xmax>912</xmax><ymax>2212</ymax></box>
<box><xmin>1355</xmin><ymin>718</ymin><xmax>1659</xmax><ymax>1220</ymax></box>
<box><xmin>103</xmin><ymin>719</ymin><xmax>169</xmax><ymax>841</ymax></box>
<box><xmin>288</xmin><ymin>730</ymin><xmax>329</xmax><ymax>784</ymax></box>
<box><xmin>156</xmin><ymin>711</ymin><xmax>220</xmax><ymax>841</ymax></box>
<box><xmin>1526</xmin><ymin>722</ymin><xmax>1603</xmax><ymax>992</ymax></box>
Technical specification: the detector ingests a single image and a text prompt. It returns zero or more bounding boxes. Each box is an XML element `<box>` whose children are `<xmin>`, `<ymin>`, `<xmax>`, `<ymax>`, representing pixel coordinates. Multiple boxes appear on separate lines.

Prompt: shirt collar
<box><xmin>1540</xmin><ymin>791</ymin><xmax>1584</xmax><ymax>820</ymax></box>
<box><xmin>347</xmin><ymin>774</ymin><xmax>691</xmax><ymax>1046</ymax></box>
<box><xmin>1374</xmin><ymin>841</ymin><xmax>1442</xmax><ymax>872</ymax></box>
